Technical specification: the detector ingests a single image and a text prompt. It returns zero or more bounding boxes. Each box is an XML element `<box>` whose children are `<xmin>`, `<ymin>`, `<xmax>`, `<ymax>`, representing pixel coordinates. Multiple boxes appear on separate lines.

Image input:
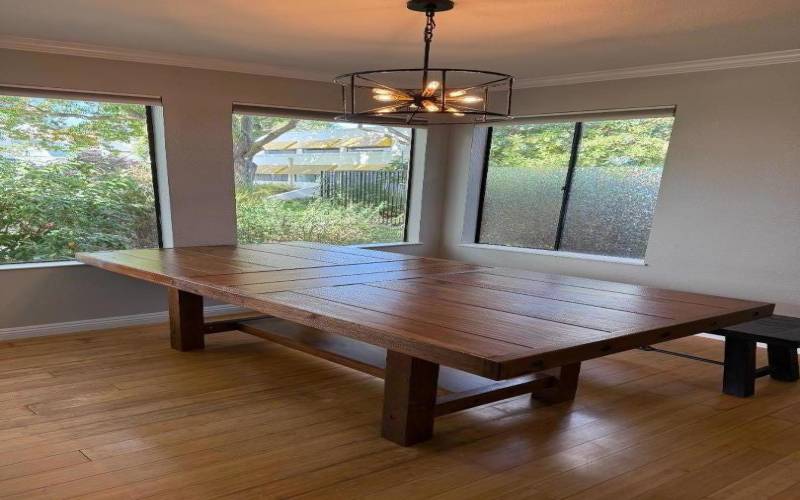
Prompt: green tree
<box><xmin>0</xmin><ymin>95</ymin><xmax>158</xmax><ymax>264</ymax></box>
<box><xmin>0</xmin><ymin>96</ymin><xmax>149</xmax><ymax>158</ymax></box>
<box><xmin>578</xmin><ymin>118</ymin><xmax>673</xmax><ymax>168</ymax></box>
<box><xmin>488</xmin><ymin>118</ymin><xmax>673</xmax><ymax>170</ymax></box>
<box><xmin>232</xmin><ymin>114</ymin><xmax>298</xmax><ymax>186</ymax></box>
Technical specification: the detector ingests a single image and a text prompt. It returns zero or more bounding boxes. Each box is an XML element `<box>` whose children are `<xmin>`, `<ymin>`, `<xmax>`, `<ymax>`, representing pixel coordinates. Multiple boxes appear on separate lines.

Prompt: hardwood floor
<box><xmin>1</xmin><ymin>322</ymin><xmax>799</xmax><ymax>499</ymax></box>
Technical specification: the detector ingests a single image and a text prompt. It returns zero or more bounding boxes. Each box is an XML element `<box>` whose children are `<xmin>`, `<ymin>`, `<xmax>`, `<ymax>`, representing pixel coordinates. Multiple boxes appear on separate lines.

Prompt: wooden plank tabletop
<box><xmin>77</xmin><ymin>243</ymin><xmax>774</xmax><ymax>379</ymax></box>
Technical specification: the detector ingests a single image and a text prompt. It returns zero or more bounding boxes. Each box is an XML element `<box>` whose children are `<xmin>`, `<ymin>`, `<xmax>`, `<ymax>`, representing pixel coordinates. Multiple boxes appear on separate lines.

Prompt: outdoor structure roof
<box><xmin>263</xmin><ymin>129</ymin><xmax>395</xmax><ymax>151</ymax></box>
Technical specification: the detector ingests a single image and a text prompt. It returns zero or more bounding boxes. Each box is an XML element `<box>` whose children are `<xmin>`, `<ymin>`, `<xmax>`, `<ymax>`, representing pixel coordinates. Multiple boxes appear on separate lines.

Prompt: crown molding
<box><xmin>2</xmin><ymin>35</ymin><xmax>798</xmax><ymax>88</ymax></box>
<box><xmin>0</xmin><ymin>35</ymin><xmax>333</xmax><ymax>83</ymax></box>
<box><xmin>514</xmin><ymin>49</ymin><xmax>800</xmax><ymax>88</ymax></box>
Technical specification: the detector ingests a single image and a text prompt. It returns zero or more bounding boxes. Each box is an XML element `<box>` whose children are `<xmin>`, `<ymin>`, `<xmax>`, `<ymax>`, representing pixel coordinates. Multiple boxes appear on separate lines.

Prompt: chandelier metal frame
<box><xmin>333</xmin><ymin>0</ymin><xmax>514</xmax><ymax>125</ymax></box>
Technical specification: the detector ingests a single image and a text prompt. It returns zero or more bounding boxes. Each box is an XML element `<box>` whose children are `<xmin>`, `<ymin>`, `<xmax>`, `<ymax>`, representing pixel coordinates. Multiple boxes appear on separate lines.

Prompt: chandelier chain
<box><xmin>424</xmin><ymin>9</ymin><xmax>436</xmax><ymax>44</ymax></box>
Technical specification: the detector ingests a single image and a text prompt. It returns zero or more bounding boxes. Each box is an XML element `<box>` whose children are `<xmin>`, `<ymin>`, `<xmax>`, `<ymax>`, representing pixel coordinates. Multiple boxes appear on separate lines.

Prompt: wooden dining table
<box><xmin>77</xmin><ymin>242</ymin><xmax>773</xmax><ymax>445</ymax></box>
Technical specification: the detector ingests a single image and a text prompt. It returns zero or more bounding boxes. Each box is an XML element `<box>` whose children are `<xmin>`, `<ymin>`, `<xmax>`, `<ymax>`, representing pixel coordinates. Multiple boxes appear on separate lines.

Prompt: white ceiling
<box><xmin>1</xmin><ymin>0</ymin><xmax>799</xmax><ymax>82</ymax></box>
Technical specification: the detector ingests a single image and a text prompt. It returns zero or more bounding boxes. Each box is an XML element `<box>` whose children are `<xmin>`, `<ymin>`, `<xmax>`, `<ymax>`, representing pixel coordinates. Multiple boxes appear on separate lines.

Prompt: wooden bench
<box><xmin>713</xmin><ymin>315</ymin><xmax>800</xmax><ymax>397</ymax></box>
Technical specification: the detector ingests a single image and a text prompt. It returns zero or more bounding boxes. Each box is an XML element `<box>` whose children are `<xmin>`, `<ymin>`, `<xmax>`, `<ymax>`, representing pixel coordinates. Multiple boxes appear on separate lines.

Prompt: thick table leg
<box><xmin>723</xmin><ymin>336</ymin><xmax>756</xmax><ymax>397</ymax></box>
<box><xmin>168</xmin><ymin>288</ymin><xmax>205</xmax><ymax>351</ymax></box>
<box><xmin>381</xmin><ymin>350</ymin><xmax>439</xmax><ymax>446</ymax></box>
<box><xmin>767</xmin><ymin>344</ymin><xmax>800</xmax><ymax>382</ymax></box>
<box><xmin>532</xmin><ymin>363</ymin><xmax>581</xmax><ymax>404</ymax></box>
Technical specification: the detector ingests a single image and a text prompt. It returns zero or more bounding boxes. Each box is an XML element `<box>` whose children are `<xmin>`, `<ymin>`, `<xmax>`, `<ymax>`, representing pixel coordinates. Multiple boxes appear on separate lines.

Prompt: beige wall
<box><xmin>440</xmin><ymin>63</ymin><xmax>800</xmax><ymax>316</ymax></box>
<box><xmin>2</xmin><ymin>48</ymin><xmax>798</xmax><ymax>329</ymax></box>
<box><xmin>0</xmin><ymin>49</ymin><xmax>445</xmax><ymax>328</ymax></box>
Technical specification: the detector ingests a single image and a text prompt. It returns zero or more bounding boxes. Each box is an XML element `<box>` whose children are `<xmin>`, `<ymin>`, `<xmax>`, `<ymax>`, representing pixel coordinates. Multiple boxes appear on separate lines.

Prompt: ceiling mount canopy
<box><xmin>334</xmin><ymin>1</ymin><xmax>513</xmax><ymax>125</ymax></box>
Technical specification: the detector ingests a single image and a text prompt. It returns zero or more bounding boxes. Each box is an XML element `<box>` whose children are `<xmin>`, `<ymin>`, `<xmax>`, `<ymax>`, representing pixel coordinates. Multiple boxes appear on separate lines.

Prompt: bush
<box><xmin>236</xmin><ymin>193</ymin><xmax>403</xmax><ymax>245</ymax></box>
<box><xmin>0</xmin><ymin>158</ymin><xmax>158</xmax><ymax>263</ymax></box>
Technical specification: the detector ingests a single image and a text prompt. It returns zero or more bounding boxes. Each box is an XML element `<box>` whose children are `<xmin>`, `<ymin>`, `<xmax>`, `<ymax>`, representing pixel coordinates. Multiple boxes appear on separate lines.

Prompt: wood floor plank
<box><xmin>0</xmin><ymin>325</ymin><xmax>798</xmax><ymax>499</ymax></box>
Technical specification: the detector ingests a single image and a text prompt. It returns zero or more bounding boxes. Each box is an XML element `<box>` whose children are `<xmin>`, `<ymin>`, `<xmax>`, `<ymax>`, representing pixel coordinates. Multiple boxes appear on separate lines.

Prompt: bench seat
<box><xmin>713</xmin><ymin>315</ymin><xmax>800</xmax><ymax>397</ymax></box>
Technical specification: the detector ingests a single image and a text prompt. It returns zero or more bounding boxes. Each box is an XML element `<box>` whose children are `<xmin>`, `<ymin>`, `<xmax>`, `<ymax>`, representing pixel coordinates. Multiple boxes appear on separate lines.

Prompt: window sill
<box><xmin>0</xmin><ymin>260</ymin><xmax>85</xmax><ymax>271</ymax></box>
<box><xmin>458</xmin><ymin>243</ymin><xmax>647</xmax><ymax>266</ymax></box>
<box><xmin>355</xmin><ymin>242</ymin><xmax>423</xmax><ymax>250</ymax></box>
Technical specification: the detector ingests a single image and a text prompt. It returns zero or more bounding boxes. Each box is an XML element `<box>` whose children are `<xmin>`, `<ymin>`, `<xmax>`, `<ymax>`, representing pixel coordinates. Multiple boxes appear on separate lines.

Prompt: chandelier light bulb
<box><xmin>373</xmin><ymin>94</ymin><xmax>411</xmax><ymax>103</ymax></box>
<box><xmin>421</xmin><ymin>81</ymin><xmax>440</xmax><ymax>97</ymax></box>
<box><xmin>448</xmin><ymin>89</ymin><xmax>467</xmax><ymax>97</ymax></box>
<box><xmin>422</xmin><ymin>100</ymin><xmax>440</xmax><ymax>112</ymax></box>
<box><xmin>452</xmin><ymin>95</ymin><xmax>483</xmax><ymax>103</ymax></box>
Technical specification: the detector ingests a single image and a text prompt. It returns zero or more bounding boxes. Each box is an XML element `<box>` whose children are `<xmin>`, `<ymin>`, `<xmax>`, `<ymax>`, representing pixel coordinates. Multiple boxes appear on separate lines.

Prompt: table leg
<box><xmin>723</xmin><ymin>336</ymin><xmax>756</xmax><ymax>397</ymax></box>
<box><xmin>532</xmin><ymin>363</ymin><xmax>581</xmax><ymax>403</ymax></box>
<box><xmin>381</xmin><ymin>350</ymin><xmax>439</xmax><ymax>446</ymax></box>
<box><xmin>168</xmin><ymin>288</ymin><xmax>205</xmax><ymax>351</ymax></box>
<box><xmin>767</xmin><ymin>344</ymin><xmax>800</xmax><ymax>382</ymax></box>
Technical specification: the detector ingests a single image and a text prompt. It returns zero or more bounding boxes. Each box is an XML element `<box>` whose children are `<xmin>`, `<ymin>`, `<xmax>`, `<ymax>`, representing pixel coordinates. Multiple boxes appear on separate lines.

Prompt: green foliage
<box><xmin>236</xmin><ymin>189</ymin><xmax>402</xmax><ymax>245</ymax></box>
<box><xmin>489</xmin><ymin>122</ymin><xmax>575</xmax><ymax>169</ymax></box>
<box><xmin>234</xmin><ymin>183</ymin><xmax>294</xmax><ymax>203</ymax></box>
<box><xmin>489</xmin><ymin>118</ymin><xmax>673</xmax><ymax>170</ymax></box>
<box><xmin>0</xmin><ymin>96</ymin><xmax>148</xmax><ymax>157</ymax></box>
<box><xmin>578</xmin><ymin>118</ymin><xmax>673</xmax><ymax>168</ymax></box>
<box><xmin>0</xmin><ymin>158</ymin><xmax>158</xmax><ymax>263</ymax></box>
<box><xmin>0</xmin><ymin>95</ymin><xmax>158</xmax><ymax>264</ymax></box>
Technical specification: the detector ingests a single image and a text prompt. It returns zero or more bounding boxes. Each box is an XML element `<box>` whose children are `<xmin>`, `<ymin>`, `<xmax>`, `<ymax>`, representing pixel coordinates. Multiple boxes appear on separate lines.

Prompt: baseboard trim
<box><xmin>0</xmin><ymin>304</ymin><xmax>249</xmax><ymax>341</ymax></box>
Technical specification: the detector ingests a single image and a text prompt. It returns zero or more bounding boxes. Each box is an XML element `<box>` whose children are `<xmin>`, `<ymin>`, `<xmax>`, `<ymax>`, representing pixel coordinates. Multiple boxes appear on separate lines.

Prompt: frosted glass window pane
<box><xmin>478</xmin><ymin>123</ymin><xmax>575</xmax><ymax>249</ymax></box>
<box><xmin>560</xmin><ymin>117</ymin><xmax>674</xmax><ymax>258</ymax></box>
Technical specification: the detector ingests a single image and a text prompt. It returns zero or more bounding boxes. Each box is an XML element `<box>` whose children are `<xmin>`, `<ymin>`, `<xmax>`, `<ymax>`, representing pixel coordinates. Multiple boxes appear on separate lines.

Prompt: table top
<box><xmin>77</xmin><ymin>243</ymin><xmax>774</xmax><ymax>379</ymax></box>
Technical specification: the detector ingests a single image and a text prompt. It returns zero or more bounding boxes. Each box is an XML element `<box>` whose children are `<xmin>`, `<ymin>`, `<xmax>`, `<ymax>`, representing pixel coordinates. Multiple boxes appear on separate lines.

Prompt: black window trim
<box><xmin>402</xmin><ymin>129</ymin><xmax>417</xmax><ymax>243</ymax></box>
<box><xmin>145</xmin><ymin>106</ymin><xmax>165</xmax><ymax>248</ymax></box>
<box><xmin>552</xmin><ymin>122</ymin><xmax>583</xmax><ymax>250</ymax></box>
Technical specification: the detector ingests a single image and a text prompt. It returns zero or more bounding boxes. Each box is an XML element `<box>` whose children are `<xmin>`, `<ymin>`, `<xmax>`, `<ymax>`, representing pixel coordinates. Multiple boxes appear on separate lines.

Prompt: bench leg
<box><xmin>532</xmin><ymin>363</ymin><xmax>581</xmax><ymax>404</ymax></box>
<box><xmin>381</xmin><ymin>350</ymin><xmax>439</xmax><ymax>446</ymax></box>
<box><xmin>723</xmin><ymin>336</ymin><xmax>756</xmax><ymax>397</ymax></box>
<box><xmin>168</xmin><ymin>288</ymin><xmax>205</xmax><ymax>351</ymax></box>
<box><xmin>767</xmin><ymin>344</ymin><xmax>800</xmax><ymax>382</ymax></box>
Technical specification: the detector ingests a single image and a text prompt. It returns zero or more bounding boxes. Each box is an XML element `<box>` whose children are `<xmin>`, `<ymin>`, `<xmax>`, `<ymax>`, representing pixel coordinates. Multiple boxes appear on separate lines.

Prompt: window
<box><xmin>477</xmin><ymin>115</ymin><xmax>674</xmax><ymax>259</ymax></box>
<box><xmin>232</xmin><ymin>112</ymin><xmax>414</xmax><ymax>245</ymax></box>
<box><xmin>0</xmin><ymin>94</ymin><xmax>161</xmax><ymax>265</ymax></box>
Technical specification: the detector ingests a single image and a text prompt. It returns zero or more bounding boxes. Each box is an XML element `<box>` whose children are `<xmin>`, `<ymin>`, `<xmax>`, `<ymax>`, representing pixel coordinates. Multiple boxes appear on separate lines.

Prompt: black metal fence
<box><xmin>319</xmin><ymin>170</ymin><xmax>408</xmax><ymax>225</ymax></box>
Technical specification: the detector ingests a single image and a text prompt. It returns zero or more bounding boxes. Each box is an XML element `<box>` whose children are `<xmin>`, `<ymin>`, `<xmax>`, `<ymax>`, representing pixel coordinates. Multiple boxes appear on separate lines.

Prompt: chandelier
<box><xmin>334</xmin><ymin>0</ymin><xmax>513</xmax><ymax>125</ymax></box>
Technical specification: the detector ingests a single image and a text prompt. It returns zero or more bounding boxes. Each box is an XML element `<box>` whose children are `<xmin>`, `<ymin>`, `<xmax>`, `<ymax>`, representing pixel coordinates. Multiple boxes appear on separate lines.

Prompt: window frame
<box><xmin>230</xmin><ymin>107</ymin><xmax>419</xmax><ymax>245</ymax></box>
<box><xmin>474</xmin><ymin>116</ymin><xmax>671</xmax><ymax>258</ymax></box>
<box><xmin>0</xmin><ymin>92</ymin><xmax>165</xmax><ymax>267</ymax></box>
<box><xmin>402</xmin><ymin>129</ymin><xmax>417</xmax><ymax>243</ymax></box>
<box><xmin>144</xmin><ymin>106</ymin><xmax>165</xmax><ymax>248</ymax></box>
